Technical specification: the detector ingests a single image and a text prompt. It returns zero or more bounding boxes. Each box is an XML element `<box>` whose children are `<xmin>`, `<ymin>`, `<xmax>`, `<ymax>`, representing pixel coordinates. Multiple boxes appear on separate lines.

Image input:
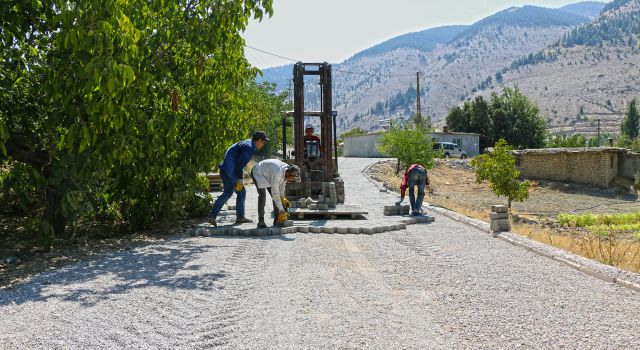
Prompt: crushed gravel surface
<box><xmin>1</xmin><ymin>158</ymin><xmax>639</xmax><ymax>349</ymax></box>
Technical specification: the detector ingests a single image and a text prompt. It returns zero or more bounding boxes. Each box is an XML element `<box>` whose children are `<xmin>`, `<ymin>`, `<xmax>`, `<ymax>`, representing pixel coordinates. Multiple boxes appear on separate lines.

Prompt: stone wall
<box><xmin>515</xmin><ymin>148</ymin><xmax>627</xmax><ymax>188</ymax></box>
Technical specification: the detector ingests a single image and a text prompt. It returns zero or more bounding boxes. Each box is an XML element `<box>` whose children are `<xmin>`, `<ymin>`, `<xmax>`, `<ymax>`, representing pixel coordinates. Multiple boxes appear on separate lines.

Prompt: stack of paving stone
<box><xmin>321</xmin><ymin>182</ymin><xmax>338</xmax><ymax>209</ymax></box>
<box><xmin>383</xmin><ymin>204</ymin><xmax>411</xmax><ymax>216</ymax></box>
<box><xmin>490</xmin><ymin>205</ymin><xmax>510</xmax><ymax>235</ymax></box>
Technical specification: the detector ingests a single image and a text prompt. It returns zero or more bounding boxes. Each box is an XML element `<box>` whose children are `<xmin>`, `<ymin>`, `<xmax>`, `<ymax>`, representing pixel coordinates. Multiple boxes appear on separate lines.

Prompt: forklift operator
<box><xmin>304</xmin><ymin>124</ymin><xmax>321</xmax><ymax>158</ymax></box>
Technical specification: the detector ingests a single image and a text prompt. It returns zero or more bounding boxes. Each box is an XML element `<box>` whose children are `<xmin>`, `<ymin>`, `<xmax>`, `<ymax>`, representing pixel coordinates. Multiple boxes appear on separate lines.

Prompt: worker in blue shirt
<box><xmin>207</xmin><ymin>131</ymin><xmax>269</xmax><ymax>226</ymax></box>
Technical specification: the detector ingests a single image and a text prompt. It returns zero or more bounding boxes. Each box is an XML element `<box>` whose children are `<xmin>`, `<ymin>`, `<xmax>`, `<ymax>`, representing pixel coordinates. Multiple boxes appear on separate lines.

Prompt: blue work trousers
<box><xmin>208</xmin><ymin>170</ymin><xmax>246</xmax><ymax>219</ymax></box>
<box><xmin>408</xmin><ymin>167</ymin><xmax>427</xmax><ymax>213</ymax></box>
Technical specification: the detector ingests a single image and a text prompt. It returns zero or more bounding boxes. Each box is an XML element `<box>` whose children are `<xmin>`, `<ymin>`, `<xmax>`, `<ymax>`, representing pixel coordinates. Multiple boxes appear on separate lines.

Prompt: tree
<box><xmin>378</xmin><ymin>126</ymin><xmax>437</xmax><ymax>173</ymax></box>
<box><xmin>621</xmin><ymin>99</ymin><xmax>639</xmax><ymax>139</ymax></box>
<box><xmin>340</xmin><ymin>127</ymin><xmax>367</xmax><ymax>138</ymax></box>
<box><xmin>445</xmin><ymin>106</ymin><xmax>468</xmax><ymax>132</ymax></box>
<box><xmin>470</xmin><ymin>139</ymin><xmax>530</xmax><ymax>209</ymax></box>
<box><xmin>489</xmin><ymin>87</ymin><xmax>547</xmax><ymax>149</ymax></box>
<box><xmin>412</xmin><ymin>113</ymin><xmax>431</xmax><ymax>130</ymax></box>
<box><xmin>0</xmin><ymin>1</ymin><xmax>274</xmax><ymax>242</ymax></box>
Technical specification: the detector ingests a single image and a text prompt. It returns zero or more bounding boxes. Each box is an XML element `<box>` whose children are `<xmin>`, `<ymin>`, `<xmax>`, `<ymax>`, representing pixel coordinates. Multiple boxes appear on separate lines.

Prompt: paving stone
<box><xmin>348</xmin><ymin>227</ymin><xmax>361</xmax><ymax>234</ymax></box>
<box><xmin>491</xmin><ymin>205</ymin><xmax>508</xmax><ymax>213</ymax></box>
<box><xmin>296</xmin><ymin>226</ymin><xmax>310</xmax><ymax>233</ymax></box>
<box><xmin>361</xmin><ymin>228</ymin><xmax>374</xmax><ymax>234</ymax></box>
<box><xmin>490</xmin><ymin>218</ymin><xmax>511</xmax><ymax>232</ymax></box>
<box><xmin>490</xmin><ymin>212</ymin><xmax>509</xmax><ymax>220</ymax></box>
<box><xmin>337</xmin><ymin>227</ymin><xmax>349</xmax><ymax>234</ymax></box>
<box><xmin>322</xmin><ymin>227</ymin><xmax>334</xmax><ymax>234</ymax></box>
<box><xmin>310</xmin><ymin>227</ymin><xmax>323</xmax><ymax>233</ymax></box>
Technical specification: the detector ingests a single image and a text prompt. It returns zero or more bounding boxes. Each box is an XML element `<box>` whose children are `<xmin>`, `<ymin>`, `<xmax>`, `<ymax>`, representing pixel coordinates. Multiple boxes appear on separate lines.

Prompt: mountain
<box><xmin>257</xmin><ymin>2</ymin><xmax>607</xmax><ymax>134</ymax></box>
<box><xmin>559</xmin><ymin>1</ymin><xmax>606</xmax><ymax>19</ymax></box>
<box><xmin>473</xmin><ymin>0</ymin><xmax>640</xmax><ymax>136</ymax></box>
<box><xmin>350</xmin><ymin>25</ymin><xmax>467</xmax><ymax>60</ymax></box>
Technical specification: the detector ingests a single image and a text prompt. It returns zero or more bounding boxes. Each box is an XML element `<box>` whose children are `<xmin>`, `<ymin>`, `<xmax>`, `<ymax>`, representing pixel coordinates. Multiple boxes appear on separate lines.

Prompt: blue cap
<box><xmin>252</xmin><ymin>131</ymin><xmax>269</xmax><ymax>142</ymax></box>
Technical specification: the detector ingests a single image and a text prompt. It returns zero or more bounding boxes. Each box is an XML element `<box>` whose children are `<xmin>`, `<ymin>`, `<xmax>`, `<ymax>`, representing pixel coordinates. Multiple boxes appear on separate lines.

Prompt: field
<box><xmin>367</xmin><ymin>159</ymin><xmax>640</xmax><ymax>272</ymax></box>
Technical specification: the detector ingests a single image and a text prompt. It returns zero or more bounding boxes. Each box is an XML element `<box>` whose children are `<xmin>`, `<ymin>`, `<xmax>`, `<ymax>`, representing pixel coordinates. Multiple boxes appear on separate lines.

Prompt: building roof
<box><xmin>432</xmin><ymin>131</ymin><xmax>481</xmax><ymax>136</ymax></box>
<box><xmin>514</xmin><ymin>147</ymin><xmax>628</xmax><ymax>155</ymax></box>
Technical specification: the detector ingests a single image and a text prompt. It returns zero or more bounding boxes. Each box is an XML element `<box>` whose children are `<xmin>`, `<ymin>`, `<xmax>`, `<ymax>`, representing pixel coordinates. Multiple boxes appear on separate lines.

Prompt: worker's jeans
<box><xmin>251</xmin><ymin>171</ymin><xmax>280</xmax><ymax>223</ymax></box>
<box><xmin>208</xmin><ymin>170</ymin><xmax>246</xmax><ymax>219</ymax></box>
<box><xmin>408</xmin><ymin>167</ymin><xmax>427</xmax><ymax>213</ymax></box>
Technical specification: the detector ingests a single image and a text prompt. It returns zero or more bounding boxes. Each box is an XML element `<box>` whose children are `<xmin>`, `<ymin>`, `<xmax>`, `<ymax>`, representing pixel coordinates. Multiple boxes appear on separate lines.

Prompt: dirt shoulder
<box><xmin>367</xmin><ymin>159</ymin><xmax>640</xmax><ymax>273</ymax></box>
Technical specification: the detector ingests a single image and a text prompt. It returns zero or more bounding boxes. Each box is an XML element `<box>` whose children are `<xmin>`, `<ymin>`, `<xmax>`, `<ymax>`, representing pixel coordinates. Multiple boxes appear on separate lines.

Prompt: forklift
<box><xmin>281</xmin><ymin>62</ymin><xmax>366</xmax><ymax>219</ymax></box>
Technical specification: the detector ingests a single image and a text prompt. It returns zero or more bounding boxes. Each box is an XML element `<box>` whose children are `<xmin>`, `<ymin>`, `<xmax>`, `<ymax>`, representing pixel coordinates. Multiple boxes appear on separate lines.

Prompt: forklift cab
<box><xmin>281</xmin><ymin>62</ymin><xmax>344</xmax><ymax>203</ymax></box>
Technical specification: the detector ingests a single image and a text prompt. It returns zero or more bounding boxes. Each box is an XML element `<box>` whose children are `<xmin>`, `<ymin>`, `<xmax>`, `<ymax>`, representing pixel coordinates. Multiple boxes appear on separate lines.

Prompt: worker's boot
<box><xmin>207</xmin><ymin>215</ymin><xmax>217</xmax><ymax>227</ymax></box>
<box><xmin>235</xmin><ymin>217</ymin><xmax>253</xmax><ymax>224</ymax></box>
<box><xmin>257</xmin><ymin>219</ymin><xmax>267</xmax><ymax>229</ymax></box>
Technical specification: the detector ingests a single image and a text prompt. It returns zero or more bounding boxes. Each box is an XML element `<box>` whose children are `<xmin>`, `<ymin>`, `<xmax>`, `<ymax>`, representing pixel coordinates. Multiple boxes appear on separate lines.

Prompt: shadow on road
<box><xmin>0</xmin><ymin>237</ymin><xmax>232</xmax><ymax>307</ymax></box>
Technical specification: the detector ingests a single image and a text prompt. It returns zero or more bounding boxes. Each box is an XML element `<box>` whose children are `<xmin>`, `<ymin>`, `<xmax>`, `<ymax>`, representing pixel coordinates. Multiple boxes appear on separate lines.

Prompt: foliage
<box><xmin>446</xmin><ymin>87</ymin><xmax>547</xmax><ymax>150</ymax></box>
<box><xmin>340</xmin><ymin>127</ymin><xmax>367</xmax><ymax>138</ymax></box>
<box><xmin>470</xmin><ymin>139</ymin><xmax>530</xmax><ymax>208</ymax></box>
<box><xmin>559</xmin><ymin>211</ymin><xmax>640</xmax><ymax>237</ymax></box>
<box><xmin>0</xmin><ymin>0</ymin><xmax>274</xmax><ymax>242</ymax></box>
<box><xmin>615</xmin><ymin>134</ymin><xmax>640</xmax><ymax>152</ymax></box>
<box><xmin>241</xmin><ymin>81</ymin><xmax>291</xmax><ymax>157</ymax></box>
<box><xmin>621</xmin><ymin>99</ymin><xmax>640</xmax><ymax>139</ymax></box>
<box><xmin>545</xmin><ymin>134</ymin><xmax>591</xmax><ymax>148</ymax></box>
<box><xmin>377</xmin><ymin>126</ymin><xmax>436</xmax><ymax>171</ymax></box>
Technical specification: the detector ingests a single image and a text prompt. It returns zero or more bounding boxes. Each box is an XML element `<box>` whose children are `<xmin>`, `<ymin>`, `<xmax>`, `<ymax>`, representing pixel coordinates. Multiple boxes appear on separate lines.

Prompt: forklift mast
<box><xmin>293</xmin><ymin>62</ymin><xmax>335</xmax><ymax>181</ymax></box>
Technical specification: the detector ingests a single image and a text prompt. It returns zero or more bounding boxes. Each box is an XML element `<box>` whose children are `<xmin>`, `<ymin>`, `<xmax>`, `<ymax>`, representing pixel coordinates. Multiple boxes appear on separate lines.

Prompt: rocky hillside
<box><xmin>258</xmin><ymin>2</ymin><xmax>607</xmax><ymax>134</ymax></box>
<box><xmin>475</xmin><ymin>0</ymin><xmax>640</xmax><ymax>136</ymax></box>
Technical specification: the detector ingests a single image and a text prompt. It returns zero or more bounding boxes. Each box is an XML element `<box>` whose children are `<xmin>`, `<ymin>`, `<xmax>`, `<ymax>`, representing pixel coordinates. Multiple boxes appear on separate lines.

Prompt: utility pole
<box><xmin>416</xmin><ymin>72</ymin><xmax>421</xmax><ymax>118</ymax></box>
<box><xmin>597</xmin><ymin>119</ymin><xmax>601</xmax><ymax>147</ymax></box>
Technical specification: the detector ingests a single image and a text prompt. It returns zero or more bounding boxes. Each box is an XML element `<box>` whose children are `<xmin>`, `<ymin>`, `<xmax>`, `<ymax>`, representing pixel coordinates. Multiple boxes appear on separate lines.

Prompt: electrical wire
<box><xmin>244</xmin><ymin>44</ymin><xmax>469</xmax><ymax>94</ymax></box>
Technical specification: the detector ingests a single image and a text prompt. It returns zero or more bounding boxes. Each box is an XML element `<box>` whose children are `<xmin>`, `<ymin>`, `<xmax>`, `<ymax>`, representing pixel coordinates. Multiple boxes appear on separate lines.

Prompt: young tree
<box><xmin>621</xmin><ymin>98</ymin><xmax>639</xmax><ymax>139</ymax></box>
<box><xmin>378</xmin><ymin>126</ymin><xmax>437</xmax><ymax>173</ymax></box>
<box><xmin>470</xmin><ymin>139</ymin><xmax>530</xmax><ymax>209</ymax></box>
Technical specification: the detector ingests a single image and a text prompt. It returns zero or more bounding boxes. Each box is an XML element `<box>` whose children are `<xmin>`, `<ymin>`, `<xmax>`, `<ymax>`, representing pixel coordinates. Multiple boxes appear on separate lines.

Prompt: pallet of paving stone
<box><xmin>206</xmin><ymin>172</ymin><xmax>223</xmax><ymax>192</ymax></box>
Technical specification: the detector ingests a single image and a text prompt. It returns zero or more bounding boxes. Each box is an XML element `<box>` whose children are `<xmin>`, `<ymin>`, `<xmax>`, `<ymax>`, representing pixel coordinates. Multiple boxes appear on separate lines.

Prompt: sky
<box><xmin>243</xmin><ymin>0</ymin><xmax>609</xmax><ymax>69</ymax></box>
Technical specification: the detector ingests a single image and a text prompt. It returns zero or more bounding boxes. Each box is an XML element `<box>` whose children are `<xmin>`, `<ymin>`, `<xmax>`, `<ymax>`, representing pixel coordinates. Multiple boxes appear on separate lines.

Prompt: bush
<box><xmin>377</xmin><ymin>127</ymin><xmax>437</xmax><ymax>170</ymax></box>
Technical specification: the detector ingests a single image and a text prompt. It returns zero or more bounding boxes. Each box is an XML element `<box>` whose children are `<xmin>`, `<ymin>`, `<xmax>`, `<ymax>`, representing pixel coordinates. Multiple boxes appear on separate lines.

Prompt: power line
<box><xmin>244</xmin><ymin>44</ymin><xmax>299</xmax><ymax>63</ymax></box>
<box><xmin>244</xmin><ymin>43</ymin><xmax>468</xmax><ymax>94</ymax></box>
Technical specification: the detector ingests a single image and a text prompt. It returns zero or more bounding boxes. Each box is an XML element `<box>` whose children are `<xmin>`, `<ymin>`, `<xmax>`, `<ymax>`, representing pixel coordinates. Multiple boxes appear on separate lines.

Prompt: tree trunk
<box><xmin>508</xmin><ymin>197</ymin><xmax>512</xmax><ymax>209</ymax></box>
<box><xmin>44</xmin><ymin>185</ymin><xmax>68</xmax><ymax>239</ymax></box>
<box><xmin>6</xmin><ymin>135</ymin><xmax>69</xmax><ymax>239</ymax></box>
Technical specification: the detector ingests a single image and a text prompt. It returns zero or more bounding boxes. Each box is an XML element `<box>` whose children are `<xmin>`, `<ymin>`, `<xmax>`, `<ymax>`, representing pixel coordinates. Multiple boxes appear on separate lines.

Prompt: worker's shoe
<box><xmin>235</xmin><ymin>217</ymin><xmax>253</xmax><ymax>224</ymax></box>
<box><xmin>411</xmin><ymin>211</ymin><xmax>423</xmax><ymax>216</ymax></box>
<box><xmin>257</xmin><ymin>221</ymin><xmax>268</xmax><ymax>229</ymax></box>
<box><xmin>207</xmin><ymin>216</ymin><xmax>217</xmax><ymax>227</ymax></box>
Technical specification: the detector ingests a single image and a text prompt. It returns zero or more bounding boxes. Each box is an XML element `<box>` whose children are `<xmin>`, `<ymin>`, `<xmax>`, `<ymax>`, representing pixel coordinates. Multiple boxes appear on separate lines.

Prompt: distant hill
<box><xmin>453</xmin><ymin>5</ymin><xmax>589</xmax><ymax>42</ymax></box>
<box><xmin>473</xmin><ymin>0</ymin><xmax>640</xmax><ymax>136</ymax></box>
<box><xmin>350</xmin><ymin>25</ymin><xmax>467</xmax><ymax>60</ymax></box>
<box><xmin>256</xmin><ymin>2</ymin><xmax>630</xmax><ymax>135</ymax></box>
<box><xmin>559</xmin><ymin>1</ymin><xmax>606</xmax><ymax>19</ymax></box>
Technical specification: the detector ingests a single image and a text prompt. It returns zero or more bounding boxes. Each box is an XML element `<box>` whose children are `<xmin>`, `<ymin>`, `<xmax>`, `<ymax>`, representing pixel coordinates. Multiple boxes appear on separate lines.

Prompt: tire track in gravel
<box><xmin>187</xmin><ymin>237</ymin><xmax>268</xmax><ymax>349</ymax></box>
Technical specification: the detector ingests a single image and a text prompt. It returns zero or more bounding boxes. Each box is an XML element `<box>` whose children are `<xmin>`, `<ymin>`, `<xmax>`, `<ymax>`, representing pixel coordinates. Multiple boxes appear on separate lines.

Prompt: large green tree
<box><xmin>0</xmin><ymin>0</ymin><xmax>273</xmax><ymax>241</ymax></box>
<box><xmin>378</xmin><ymin>126</ymin><xmax>437</xmax><ymax>173</ymax></box>
<box><xmin>446</xmin><ymin>87</ymin><xmax>547</xmax><ymax>150</ymax></box>
<box><xmin>621</xmin><ymin>98</ymin><xmax>639</xmax><ymax>139</ymax></box>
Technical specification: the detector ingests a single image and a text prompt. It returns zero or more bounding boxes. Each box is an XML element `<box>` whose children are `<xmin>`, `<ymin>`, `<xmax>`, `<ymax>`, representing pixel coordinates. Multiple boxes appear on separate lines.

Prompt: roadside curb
<box><xmin>362</xmin><ymin>161</ymin><xmax>640</xmax><ymax>293</ymax></box>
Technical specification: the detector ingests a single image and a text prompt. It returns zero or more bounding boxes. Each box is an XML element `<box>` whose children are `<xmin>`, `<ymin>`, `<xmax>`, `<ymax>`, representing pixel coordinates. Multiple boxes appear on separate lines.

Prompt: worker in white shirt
<box><xmin>250</xmin><ymin>159</ymin><xmax>301</xmax><ymax>228</ymax></box>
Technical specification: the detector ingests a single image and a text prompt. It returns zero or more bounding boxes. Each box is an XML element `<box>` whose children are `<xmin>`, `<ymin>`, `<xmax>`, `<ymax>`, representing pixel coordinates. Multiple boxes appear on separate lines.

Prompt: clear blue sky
<box><xmin>243</xmin><ymin>0</ymin><xmax>609</xmax><ymax>68</ymax></box>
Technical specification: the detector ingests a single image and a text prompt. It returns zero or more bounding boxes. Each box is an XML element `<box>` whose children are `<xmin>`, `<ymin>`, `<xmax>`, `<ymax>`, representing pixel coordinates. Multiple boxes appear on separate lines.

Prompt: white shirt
<box><xmin>252</xmin><ymin>159</ymin><xmax>289</xmax><ymax>212</ymax></box>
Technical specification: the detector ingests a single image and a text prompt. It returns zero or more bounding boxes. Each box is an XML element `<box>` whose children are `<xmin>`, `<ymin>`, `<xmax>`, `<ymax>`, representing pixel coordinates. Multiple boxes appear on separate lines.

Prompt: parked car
<box><xmin>433</xmin><ymin>142</ymin><xmax>467</xmax><ymax>159</ymax></box>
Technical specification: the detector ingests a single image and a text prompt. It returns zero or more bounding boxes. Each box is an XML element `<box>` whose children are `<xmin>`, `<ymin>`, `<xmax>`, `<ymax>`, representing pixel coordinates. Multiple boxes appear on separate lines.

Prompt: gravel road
<box><xmin>1</xmin><ymin>158</ymin><xmax>639</xmax><ymax>349</ymax></box>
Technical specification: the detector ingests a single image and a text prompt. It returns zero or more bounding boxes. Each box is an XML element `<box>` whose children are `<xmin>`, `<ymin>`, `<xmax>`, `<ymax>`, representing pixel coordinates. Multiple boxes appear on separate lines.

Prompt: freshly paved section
<box><xmin>1</xmin><ymin>158</ymin><xmax>639</xmax><ymax>349</ymax></box>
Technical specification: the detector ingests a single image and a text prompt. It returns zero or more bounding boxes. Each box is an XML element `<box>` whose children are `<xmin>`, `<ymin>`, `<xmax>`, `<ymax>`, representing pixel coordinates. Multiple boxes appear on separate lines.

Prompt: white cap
<box><xmin>305</xmin><ymin>124</ymin><xmax>314</xmax><ymax>130</ymax></box>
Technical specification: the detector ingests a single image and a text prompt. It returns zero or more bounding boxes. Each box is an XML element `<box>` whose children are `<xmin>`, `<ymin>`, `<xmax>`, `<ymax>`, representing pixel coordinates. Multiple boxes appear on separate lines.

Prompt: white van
<box><xmin>433</xmin><ymin>142</ymin><xmax>467</xmax><ymax>159</ymax></box>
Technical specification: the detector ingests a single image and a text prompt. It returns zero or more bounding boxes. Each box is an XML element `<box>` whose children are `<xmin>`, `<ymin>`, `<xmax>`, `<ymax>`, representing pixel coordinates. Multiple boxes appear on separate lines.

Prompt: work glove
<box><xmin>281</xmin><ymin>196</ymin><xmax>291</xmax><ymax>210</ymax></box>
<box><xmin>276</xmin><ymin>211</ymin><xmax>289</xmax><ymax>225</ymax></box>
<box><xmin>234</xmin><ymin>181</ymin><xmax>244</xmax><ymax>192</ymax></box>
